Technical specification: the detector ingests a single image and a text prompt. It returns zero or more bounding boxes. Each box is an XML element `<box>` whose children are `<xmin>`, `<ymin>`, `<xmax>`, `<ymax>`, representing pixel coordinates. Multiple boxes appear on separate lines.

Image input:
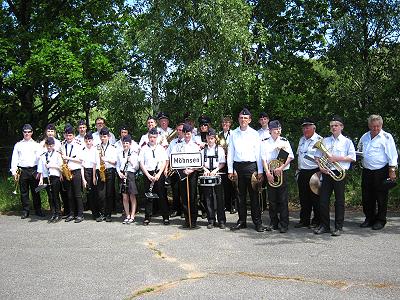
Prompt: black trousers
<box><xmin>179</xmin><ymin>172</ymin><xmax>198</xmax><ymax>226</ymax></box>
<box><xmin>221</xmin><ymin>165</ymin><xmax>236</xmax><ymax>211</ymax></box>
<box><xmin>169</xmin><ymin>172</ymin><xmax>182</xmax><ymax>214</ymax></box>
<box><xmin>297</xmin><ymin>168</ymin><xmax>320</xmax><ymax>225</ymax></box>
<box><xmin>233</xmin><ymin>161</ymin><xmax>262</xmax><ymax>226</ymax></box>
<box><xmin>64</xmin><ymin>169</ymin><xmax>83</xmax><ymax>218</ymax></box>
<box><xmin>97</xmin><ymin>168</ymin><xmax>115</xmax><ymax>217</ymax></box>
<box><xmin>319</xmin><ymin>172</ymin><xmax>345</xmax><ymax>230</ymax></box>
<box><xmin>267</xmin><ymin>171</ymin><xmax>289</xmax><ymax>229</ymax></box>
<box><xmin>45</xmin><ymin>176</ymin><xmax>61</xmax><ymax>216</ymax></box>
<box><xmin>84</xmin><ymin>168</ymin><xmax>99</xmax><ymax>218</ymax></box>
<box><xmin>143</xmin><ymin>171</ymin><xmax>169</xmax><ymax>220</ymax></box>
<box><xmin>362</xmin><ymin>165</ymin><xmax>389</xmax><ymax>224</ymax></box>
<box><xmin>19</xmin><ymin>167</ymin><xmax>41</xmax><ymax>213</ymax></box>
<box><xmin>203</xmin><ymin>183</ymin><xmax>226</xmax><ymax>224</ymax></box>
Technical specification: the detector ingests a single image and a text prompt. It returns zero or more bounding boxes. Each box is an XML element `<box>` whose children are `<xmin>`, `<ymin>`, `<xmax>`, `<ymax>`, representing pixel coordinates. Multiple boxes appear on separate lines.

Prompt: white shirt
<box><xmin>81</xmin><ymin>146</ymin><xmax>100</xmax><ymax>169</ymax></box>
<box><xmin>167</xmin><ymin>137</ymin><xmax>184</xmax><ymax>157</ymax></box>
<box><xmin>297</xmin><ymin>133</ymin><xmax>322</xmax><ymax>170</ymax></box>
<box><xmin>227</xmin><ymin>126</ymin><xmax>263</xmax><ymax>173</ymax></box>
<box><xmin>139</xmin><ymin>144</ymin><xmax>168</xmax><ymax>171</ymax></box>
<box><xmin>358</xmin><ymin>129</ymin><xmax>398</xmax><ymax>170</ymax></box>
<box><xmin>40</xmin><ymin>138</ymin><xmax>62</xmax><ymax>152</ymax></box>
<box><xmin>315</xmin><ymin>134</ymin><xmax>356</xmax><ymax>170</ymax></box>
<box><xmin>61</xmin><ymin>141</ymin><xmax>83</xmax><ymax>171</ymax></box>
<box><xmin>139</xmin><ymin>132</ymin><xmax>168</xmax><ymax>148</ymax></box>
<box><xmin>201</xmin><ymin>144</ymin><xmax>226</xmax><ymax>170</ymax></box>
<box><xmin>93</xmin><ymin>131</ymin><xmax>116</xmax><ymax>146</ymax></box>
<box><xmin>158</xmin><ymin>126</ymin><xmax>173</xmax><ymax>137</ymax></box>
<box><xmin>37</xmin><ymin>150</ymin><xmax>63</xmax><ymax>177</ymax></box>
<box><xmin>75</xmin><ymin>134</ymin><xmax>86</xmax><ymax>145</ymax></box>
<box><xmin>258</xmin><ymin>128</ymin><xmax>271</xmax><ymax>141</ymax></box>
<box><xmin>116</xmin><ymin>149</ymin><xmax>139</xmax><ymax>173</ymax></box>
<box><xmin>170</xmin><ymin>139</ymin><xmax>200</xmax><ymax>155</ymax></box>
<box><xmin>10</xmin><ymin>138</ymin><xmax>42</xmax><ymax>175</ymax></box>
<box><xmin>114</xmin><ymin>139</ymin><xmax>140</xmax><ymax>154</ymax></box>
<box><xmin>98</xmin><ymin>142</ymin><xmax>117</xmax><ymax>169</ymax></box>
<box><xmin>261</xmin><ymin>136</ymin><xmax>294</xmax><ymax>171</ymax></box>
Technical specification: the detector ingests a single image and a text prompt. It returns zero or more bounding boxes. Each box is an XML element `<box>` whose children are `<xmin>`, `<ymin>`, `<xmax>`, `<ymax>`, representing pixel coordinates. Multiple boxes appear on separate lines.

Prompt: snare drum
<box><xmin>198</xmin><ymin>175</ymin><xmax>222</xmax><ymax>187</ymax></box>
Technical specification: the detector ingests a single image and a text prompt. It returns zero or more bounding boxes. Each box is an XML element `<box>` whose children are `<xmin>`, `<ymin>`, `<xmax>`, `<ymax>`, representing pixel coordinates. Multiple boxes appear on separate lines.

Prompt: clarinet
<box><xmin>120</xmin><ymin>150</ymin><xmax>131</xmax><ymax>194</ymax></box>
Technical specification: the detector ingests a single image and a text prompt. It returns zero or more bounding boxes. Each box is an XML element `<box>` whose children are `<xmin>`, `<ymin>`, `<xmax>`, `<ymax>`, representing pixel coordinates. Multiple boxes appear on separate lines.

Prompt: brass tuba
<box><xmin>313</xmin><ymin>140</ymin><xmax>345</xmax><ymax>181</ymax></box>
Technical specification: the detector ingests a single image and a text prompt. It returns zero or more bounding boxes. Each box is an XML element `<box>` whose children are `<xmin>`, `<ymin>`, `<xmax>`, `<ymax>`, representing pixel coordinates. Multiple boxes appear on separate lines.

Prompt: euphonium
<box><xmin>268</xmin><ymin>159</ymin><xmax>283</xmax><ymax>188</ymax></box>
<box><xmin>313</xmin><ymin>139</ymin><xmax>345</xmax><ymax>181</ymax></box>
<box><xmin>97</xmin><ymin>145</ymin><xmax>106</xmax><ymax>182</ymax></box>
<box><xmin>13</xmin><ymin>168</ymin><xmax>21</xmax><ymax>195</ymax></box>
<box><xmin>58</xmin><ymin>150</ymin><xmax>73</xmax><ymax>181</ymax></box>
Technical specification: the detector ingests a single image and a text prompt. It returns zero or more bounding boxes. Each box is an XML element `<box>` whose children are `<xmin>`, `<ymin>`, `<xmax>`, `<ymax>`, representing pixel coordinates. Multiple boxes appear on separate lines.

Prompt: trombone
<box><xmin>13</xmin><ymin>168</ymin><xmax>21</xmax><ymax>195</ymax></box>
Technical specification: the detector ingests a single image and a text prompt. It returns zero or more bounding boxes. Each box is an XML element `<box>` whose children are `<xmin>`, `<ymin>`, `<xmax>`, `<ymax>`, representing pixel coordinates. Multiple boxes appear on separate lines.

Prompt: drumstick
<box><xmin>186</xmin><ymin>176</ymin><xmax>191</xmax><ymax>228</ymax></box>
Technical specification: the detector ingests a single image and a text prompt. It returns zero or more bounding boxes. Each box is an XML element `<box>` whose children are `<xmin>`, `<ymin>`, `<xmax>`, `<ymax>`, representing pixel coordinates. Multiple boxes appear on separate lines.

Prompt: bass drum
<box><xmin>198</xmin><ymin>175</ymin><xmax>222</xmax><ymax>187</ymax></box>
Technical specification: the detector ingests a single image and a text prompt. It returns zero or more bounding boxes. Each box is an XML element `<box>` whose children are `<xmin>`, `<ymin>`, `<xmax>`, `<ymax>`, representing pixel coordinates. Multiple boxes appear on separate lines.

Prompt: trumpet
<box><xmin>313</xmin><ymin>140</ymin><xmax>345</xmax><ymax>181</ymax></box>
<box><xmin>13</xmin><ymin>168</ymin><xmax>21</xmax><ymax>195</ymax></box>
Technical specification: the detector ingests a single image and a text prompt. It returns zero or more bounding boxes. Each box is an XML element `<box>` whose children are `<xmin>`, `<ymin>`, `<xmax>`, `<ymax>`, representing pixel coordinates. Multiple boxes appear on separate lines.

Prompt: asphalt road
<box><xmin>1</xmin><ymin>210</ymin><xmax>399</xmax><ymax>300</ymax></box>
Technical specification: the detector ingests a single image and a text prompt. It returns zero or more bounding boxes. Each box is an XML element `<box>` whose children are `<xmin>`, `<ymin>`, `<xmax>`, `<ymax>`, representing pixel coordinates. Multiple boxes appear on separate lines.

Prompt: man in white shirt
<box><xmin>258</xmin><ymin>112</ymin><xmax>270</xmax><ymax>141</ymax></box>
<box><xmin>39</xmin><ymin>123</ymin><xmax>62</xmax><ymax>152</ymax></box>
<box><xmin>227</xmin><ymin>108</ymin><xmax>265</xmax><ymax>232</ymax></box>
<box><xmin>139</xmin><ymin>116</ymin><xmax>168</xmax><ymax>148</ymax></box>
<box><xmin>97</xmin><ymin>127</ymin><xmax>118</xmax><ymax>222</ymax></box>
<box><xmin>60</xmin><ymin>125</ymin><xmax>85</xmax><ymax>223</ymax></box>
<box><xmin>92</xmin><ymin>117</ymin><xmax>116</xmax><ymax>146</ymax></box>
<box><xmin>10</xmin><ymin>124</ymin><xmax>43</xmax><ymax>218</ymax></box>
<box><xmin>139</xmin><ymin>128</ymin><xmax>169</xmax><ymax>225</ymax></box>
<box><xmin>314</xmin><ymin>115</ymin><xmax>356</xmax><ymax>236</ymax></box>
<box><xmin>261</xmin><ymin>120</ymin><xmax>294</xmax><ymax>233</ymax></box>
<box><xmin>358</xmin><ymin>114</ymin><xmax>398</xmax><ymax>230</ymax></box>
<box><xmin>295</xmin><ymin>118</ymin><xmax>322</xmax><ymax>229</ymax></box>
<box><xmin>75</xmin><ymin>120</ymin><xmax>87</xmax><ymax>145</ymax></box>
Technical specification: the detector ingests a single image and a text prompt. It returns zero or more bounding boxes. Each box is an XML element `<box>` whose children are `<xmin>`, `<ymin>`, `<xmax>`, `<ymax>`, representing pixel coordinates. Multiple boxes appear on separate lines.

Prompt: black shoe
<box><xmin>280</xmin><ymin>227</ymin><xmax>288</xmax><ymax>233</ymax></box>
<box><xmin>201</xmin><ymin>212</ymin><xmax>207</xmax><ymax>219</ymax></box>
<box><xmin>21</xmin><ymin>211</ymin><xmax>29</xmax><ymax>219</ymax></box>
<box><xmin>143</xmin><ymin>219</ymin><xmax>150</xmax><ymax>226</ymax></box>
<box><xmin>219</xmin><ymin>223</ymin><xmax>226</xmax><ymax>229</ymax></box>
<box><xmin>105</xmin><ymin>216</ymin><xmax>112</xmax><ymax>222</ymax></box>
<box><xmin>163</xmin><ymin>219</ymin><xmax>170</xmax><ymax>225</ymax></box>
<box><xmin>264</xmin><ymin>225</ymin><xmax>272</xmax><ymax>231</ymax></box>
<box><xmin>170</xmin><ymin>211</ymin><xmax>178</xmax><ymax>217</ymax></box>
<box><xmin>360</xmin><ymin>219</ymin><xmax>374</xmax><ymax>228</ymax></box>
<box><xmin>35</xmin><ymin>211</ymin><xmax>45</xmax><ymax>217</ymax></box>
<box><xmin>314</xmin><ymin>226</ymin><xmax>330</xmax><ymax>234</ymax></box>
<box><xmin>372</xmin><ymin>222</ymin><xmax>385</xmax><ymax>230</ymax></box>
<box><xmin>65</xmin><ymin>216</ymin><xmax>74</xmax><ymax>222</ymax></box>
<box><xmin>255</xmin><ymin>225</ymin><xmax>265</xmax><ymax>232</ymax></box>
<box><xmin>190</xmin><ymin>224</ymin><xmax>200</xmax><ymax>229</ymax></box>
<box><xmin>48</xmin><ymin>216</ymin><xmax>56</xmax><ymax>223</ymax></box>
<box><xmin>53</xmin><ymin>216</ymin><xmax>62</xmax><ymax>222</ymax></box>
<box><xmin>230</xmin><ymin>208</ymin><xmax>237</xmax><ymax>214</ymax></box>
<box><xmin>74</xmin><ymin>216</ymin><xmax>84</xmax><ymax>223</ymax></box>
<box><xmin>230</xmin><ymin>223</ymin><xmax>247</xmax><ymax>231</ymax></box>
<box><xmin>294</xmin><ymin>222</ymin><xmax>309</xmax><ymax>228</ymax></box>
<box><xmin>207</xmin><ymin>223</ymin><xmax>214</xmax><ymax>229</ymax></box>
<box><xmin>331</xmin><ymin>228</ymin><xmax>342</xmax><ymax>236</ymax></box>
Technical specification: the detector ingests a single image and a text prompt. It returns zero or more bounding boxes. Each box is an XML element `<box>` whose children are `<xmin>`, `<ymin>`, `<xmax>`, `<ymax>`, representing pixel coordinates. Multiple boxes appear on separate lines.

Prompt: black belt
<box><xmin>18</xmin><ymin>166</ymin><xmax>36</xmax><ymax>170</ymax></box>
<box><xmin>71</xmin><ymin>169</ymin><xmax>81</xmax><ymax>173</ymax></box>
<box><xmin>106</xmin><ymin>168</ymin><xmax>115</xmax><ymax>173</ymax></box>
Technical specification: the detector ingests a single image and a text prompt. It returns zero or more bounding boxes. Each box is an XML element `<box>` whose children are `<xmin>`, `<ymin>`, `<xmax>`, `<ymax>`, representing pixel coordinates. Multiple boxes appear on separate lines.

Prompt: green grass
<box><xmin>0</xmin><ymin>175</ymin><xmax>49</xmax><ymax>213</ymax></box>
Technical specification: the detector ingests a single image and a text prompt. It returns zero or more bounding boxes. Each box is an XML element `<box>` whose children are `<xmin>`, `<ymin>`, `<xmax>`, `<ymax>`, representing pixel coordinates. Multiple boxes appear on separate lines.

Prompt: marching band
<box><xmin>9</xmin><ymin>111</ymin><xmax>398</xmax><ymax>235</ymax></box>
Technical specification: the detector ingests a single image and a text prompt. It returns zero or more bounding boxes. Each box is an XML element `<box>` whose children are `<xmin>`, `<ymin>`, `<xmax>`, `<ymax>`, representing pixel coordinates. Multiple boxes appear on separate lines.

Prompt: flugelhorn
<box><xmin>313</xmin><ymin>140</ymin><xmax>345</xmax><ymax>181</ymax></box>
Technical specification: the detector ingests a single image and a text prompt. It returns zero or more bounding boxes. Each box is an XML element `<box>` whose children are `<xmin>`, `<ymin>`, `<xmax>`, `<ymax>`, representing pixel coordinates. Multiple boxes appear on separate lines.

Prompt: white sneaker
<box><xmin>128</xmin><ymin>218</ymin><xmax>134</xmax><ymax>224</ymax></box>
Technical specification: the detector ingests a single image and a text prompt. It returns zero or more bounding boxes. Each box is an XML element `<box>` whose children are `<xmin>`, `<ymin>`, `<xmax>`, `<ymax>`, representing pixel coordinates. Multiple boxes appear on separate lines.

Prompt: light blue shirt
<box><xmin>358</xmin><ymin>129</ymin><xmax>398</xmax><ymax>170</ymax></box>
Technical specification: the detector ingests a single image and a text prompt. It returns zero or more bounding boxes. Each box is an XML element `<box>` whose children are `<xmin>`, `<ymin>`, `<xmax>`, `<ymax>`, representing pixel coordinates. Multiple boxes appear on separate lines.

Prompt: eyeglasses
<box><xmin>23</xmin><ymin>130</ymin><xmax>32</xmax><ymax>134</ymax></box>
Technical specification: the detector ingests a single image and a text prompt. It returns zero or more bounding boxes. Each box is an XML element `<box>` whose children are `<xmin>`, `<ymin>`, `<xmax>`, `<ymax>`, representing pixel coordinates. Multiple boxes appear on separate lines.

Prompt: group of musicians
<box><xmin>10</xmin><ymin>110</ymin><xmax>398</xmax><ymax>236</ymax></box>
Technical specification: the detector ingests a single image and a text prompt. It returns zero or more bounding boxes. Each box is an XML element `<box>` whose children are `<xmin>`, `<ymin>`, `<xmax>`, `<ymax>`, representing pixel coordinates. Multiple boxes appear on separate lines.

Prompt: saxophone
<box><xmin>58</xmin><ymin>150</ymin><xmax>73</xmax><ymax>181</ymax></box>
<box><xmin>97</xmin><ymin>145</ymin><xmax>106</xmax><ymax>182</ymax></box>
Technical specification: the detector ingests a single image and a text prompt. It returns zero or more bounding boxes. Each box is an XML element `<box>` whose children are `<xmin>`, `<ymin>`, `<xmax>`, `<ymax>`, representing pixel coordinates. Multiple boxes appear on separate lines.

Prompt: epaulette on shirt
<box><xmin>61</xmin><ymin>139</ymin><xmax>66</xmax><ymax>145</ymax></box>
<box><xmin>262</xmin><ymin>137</ymin><xmax>270</xmax><ymax>141</ymax></box>
<box><xmin>111</xmin><ymin>144</ymin><xmax>117</xmax><ymax>148</ymax></box>
<box><xmin>280</xmin><ymin>137</ymin><xmax>288</xmax><ymax>141</ymax></box>
<box><xmin>383</xmin><ymin>132</ymin><xmax>390</xmax><ymax>139</ymax></box>
<box><xmin>74</xmin><ymin>139</ymin><xmax>82</xmax><ymax>145</ymax></box>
